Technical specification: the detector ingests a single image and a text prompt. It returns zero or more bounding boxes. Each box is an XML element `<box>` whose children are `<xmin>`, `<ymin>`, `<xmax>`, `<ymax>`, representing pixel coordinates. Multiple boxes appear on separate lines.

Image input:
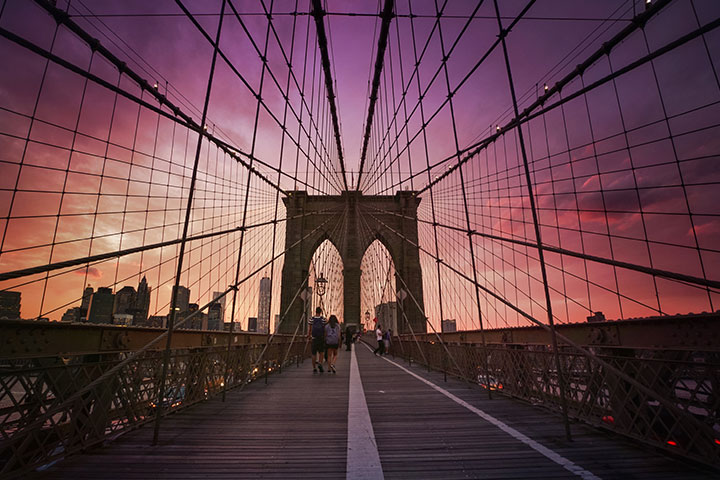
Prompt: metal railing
<box><xmin>392</xmin><ymin>335</ymin><xmax>720</xmax><ymax>468</ymax></box>
<box><xmin>0</xmin><ymin>324</ymin><xmax>308</xmax><ymax>479</ymax></box>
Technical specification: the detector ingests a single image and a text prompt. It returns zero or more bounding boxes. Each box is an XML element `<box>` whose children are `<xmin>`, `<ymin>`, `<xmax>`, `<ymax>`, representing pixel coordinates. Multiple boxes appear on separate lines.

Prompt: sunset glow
<box><xmin>0</xmin><ymin>0</ymin><xmax>718</xmax><ymax>333</ymax></box>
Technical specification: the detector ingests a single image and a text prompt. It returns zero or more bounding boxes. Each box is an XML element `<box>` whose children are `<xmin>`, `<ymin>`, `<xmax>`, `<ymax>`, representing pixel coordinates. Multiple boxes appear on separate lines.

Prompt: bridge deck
<box><xmin>32</xmin><ymin>342</ymin><xmax>713</xmax><ymax>479</ymax></box>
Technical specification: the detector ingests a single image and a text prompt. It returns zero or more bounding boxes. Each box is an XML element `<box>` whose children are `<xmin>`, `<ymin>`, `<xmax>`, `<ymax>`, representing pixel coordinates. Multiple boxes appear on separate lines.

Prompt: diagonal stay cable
<box><xmin>175</xmin><ymin>0</ymin><xmax>344</xmax><ymax>195</ymax></box>
<box><xmin>367</xmin><ymin>0</ymin><xmax>683</xmax><ymax>196</ymax></box>
<box><xmin>412</xmin><ymin>0</ymin><xmax>697</xmax><ymax>196</ymax></box>
<box><xmin>359</xmin><ymin>204</ymin><xmax>715</xmax><ymax>443</ymax></box>
<box><xmin>356</xmin><ymin>0</ymin><xmax>394</xmax><ymax>189</ymax></box>
<box><xmin>354</xmin><ymin>200</ymin><xmax>429</xmax><ymax>366</ymax></box>
<box><xmin>4</xmin><ymin>207</ymin><xmax>345</xmax><ymax>449</ymax></box>
<box><xmin>0</xmin><ymin>209</ymin><xmax>337</xmax><ymax>283</ymax></box>
<box><xmin>24</xmin><ymin>0</ymin><xmax>288</xmax><ymax>196</ymax></box>
<box><xmin>310</xmin><ymin>0</ymin><xmax>349</xmax><ymax>191</ymax></box>
<box><xmin>355</xmin><ymin>204</ymin><xmax>460</xmax><ymax>377</ymax></box>
<box><xmin>257</xmin><ymin>200</ymin><xmax>350</xmax><ymax>378</ymax></box>
<box><xmin>154</xmin><ymin>0</ymin><xmax>228</xmax><ymax>442</ymax></box>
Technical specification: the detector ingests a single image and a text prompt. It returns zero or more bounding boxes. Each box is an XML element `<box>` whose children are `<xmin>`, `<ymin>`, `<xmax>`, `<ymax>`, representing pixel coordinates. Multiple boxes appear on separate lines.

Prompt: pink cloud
<box><xmin>73</xmin><ymin>267</ymin><xmax>102</xmax><ymax>279</ymax></box>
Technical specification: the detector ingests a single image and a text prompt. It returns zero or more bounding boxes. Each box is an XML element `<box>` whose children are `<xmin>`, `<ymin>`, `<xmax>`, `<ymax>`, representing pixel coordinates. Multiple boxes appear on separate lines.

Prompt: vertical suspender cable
<box><xmin>492</xmin><ymin>0</ymin><xmax>571</xmax><ymax>440</ymax></box>
<box><xmin>153</xmin><ymin>0</ymin><xmax>227</xmax><ymax>444</ymax></box>
<box><xmin>433</xmin><ymin>0</ymin><xmax>493</xmax><ymax>399</ymax></box>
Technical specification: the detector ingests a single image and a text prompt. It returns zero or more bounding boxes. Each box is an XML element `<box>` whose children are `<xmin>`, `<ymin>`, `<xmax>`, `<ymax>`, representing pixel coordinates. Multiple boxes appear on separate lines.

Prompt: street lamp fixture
<box><xmin>315</xmin><ymin>273</ymin><xmax>328</xmax><ymax>297</ymax></box>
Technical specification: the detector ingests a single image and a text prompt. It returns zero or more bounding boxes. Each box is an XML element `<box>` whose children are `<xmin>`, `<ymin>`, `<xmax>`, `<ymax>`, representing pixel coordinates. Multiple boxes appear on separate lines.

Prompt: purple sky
<box><xmin>0</xmin><ymin>0</ymin><xmax>719</xmax><ymax>330</ymax></box>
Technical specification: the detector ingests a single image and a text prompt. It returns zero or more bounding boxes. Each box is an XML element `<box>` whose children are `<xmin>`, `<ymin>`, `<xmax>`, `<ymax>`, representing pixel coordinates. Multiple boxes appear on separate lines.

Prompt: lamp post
<box><xmin>315</xmin><ymin>273</ymin><xmax>328</xmax><ymax>315</ymax></box>
<box><xmin>365</xmin><ymin>310</ymin><xmax>370</xmax><ymax>333</ymax></box>
<box><xmin>315</xmin><ymin>273</ymin><xmax>328</xmax><ymax>298</ymax></box>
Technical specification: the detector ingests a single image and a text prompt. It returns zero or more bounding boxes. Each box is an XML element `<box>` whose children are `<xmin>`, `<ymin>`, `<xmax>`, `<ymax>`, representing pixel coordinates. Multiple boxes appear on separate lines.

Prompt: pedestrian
<box><xmin>308</xmin><ymin>306</ymin><xmax>326</xmax><ymax>373</ymax></box>
<box><xmin>324</xmin><ymin>315</ymin><xmax>342</xmax><ymax>373</ymax></box>
<box><xmin>383</xmin><ymin>328</ymin><xmax>391</xmax><ymax>355</ymax></box>
<box><xmin>344</xmin><ymin>325</ymin><xmax>353</xmax><ymax>351</ymax></box>
<box><xmin>373</xmin><ymin>324</ymin><xmax>385</xmax><ymax>355</ymax></box>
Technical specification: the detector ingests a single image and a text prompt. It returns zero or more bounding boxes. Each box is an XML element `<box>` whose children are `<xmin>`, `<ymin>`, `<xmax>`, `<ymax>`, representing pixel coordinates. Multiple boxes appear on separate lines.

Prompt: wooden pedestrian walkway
<box><xmin>31</xmin><ymin>342</ymin><xmax>714</xmax><ymax>479</ymax></box>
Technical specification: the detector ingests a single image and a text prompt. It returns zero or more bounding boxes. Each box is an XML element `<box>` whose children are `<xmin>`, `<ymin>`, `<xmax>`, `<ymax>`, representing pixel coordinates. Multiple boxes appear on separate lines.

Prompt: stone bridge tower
<box><xmin>278</xmin><ymin>191</ymin><xmax>425</xmax><ymax>335</ymax></box>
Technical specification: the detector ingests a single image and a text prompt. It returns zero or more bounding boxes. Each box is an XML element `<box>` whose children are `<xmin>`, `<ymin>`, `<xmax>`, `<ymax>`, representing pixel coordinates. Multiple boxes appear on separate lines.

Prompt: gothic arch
<box><xmin>279</xmin><ymin>190</ymin><xmax>425</xmax><ymax>334</ymax></box>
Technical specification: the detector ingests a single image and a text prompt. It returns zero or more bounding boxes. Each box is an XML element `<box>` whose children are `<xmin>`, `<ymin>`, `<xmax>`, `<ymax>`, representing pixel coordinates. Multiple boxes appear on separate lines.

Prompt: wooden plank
<box><xmin>28</xmin><ymin>344</ymin><xmax>716</xmax><ymax>479</ymax></box>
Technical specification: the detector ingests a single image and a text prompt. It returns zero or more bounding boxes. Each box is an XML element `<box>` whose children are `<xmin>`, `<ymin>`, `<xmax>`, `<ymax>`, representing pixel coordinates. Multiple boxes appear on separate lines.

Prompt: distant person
<box><xmin>373</xmin><ymin>324</ymin><xmax>385</xmax><ymax>356</ymax></box>
<box><xmin>344</xmin><ymin>325</ymin><xmax>353</xmax><ymax>351</ymax></box>
<box><xmin>383</xmin><ymin>329</ymin><xmax>392</xmax><ymax>355</ymax></box>
<box><xmin>324</xmin><ymin>315</ymin><xmax>342</xmax><ymax>373</ymax></box>
<box><xmin>308</xmin><ymin>307</ymin><xmax>326</xmax><ymax>373</ymax></box>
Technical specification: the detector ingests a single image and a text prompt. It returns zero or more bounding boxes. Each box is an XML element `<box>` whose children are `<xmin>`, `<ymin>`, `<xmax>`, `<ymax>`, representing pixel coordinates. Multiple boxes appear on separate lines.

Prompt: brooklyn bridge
<box><xmin>1</xmin><ymin>0</ymin><xmax>719</xmax><ymax>478</ymax></box>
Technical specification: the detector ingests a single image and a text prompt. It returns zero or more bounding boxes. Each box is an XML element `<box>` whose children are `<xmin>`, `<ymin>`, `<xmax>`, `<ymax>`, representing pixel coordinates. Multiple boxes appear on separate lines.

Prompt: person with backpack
<box><xmin>308</xmin><ymin>306</ymin><xmax>326</xmax><ymax>373</ymax></box>
<box><xmin>324</xmin><ymin>315</ymin><xmax>342</xmax><ymax>373</ymax></box>
<box><xmin>383</xmin><ymin>328</ymin><xmax>392</xmax><ymax>355</ymax></box>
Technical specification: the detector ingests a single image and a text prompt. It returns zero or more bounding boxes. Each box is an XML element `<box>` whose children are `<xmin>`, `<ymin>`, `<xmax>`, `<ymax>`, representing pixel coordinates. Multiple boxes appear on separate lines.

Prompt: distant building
<box><xmin>134</xmin><ymin>276</ymin><xmax>151</xmax><ymax>325</ymax></box>
<box><xmin>441</xmin><ymin>319</ymin><xmax>457</xmax><ymax>332</ymax></box>
<box><xmin>61</xmin><ymin>307</ymin><xmax>81</xmax><ymax>322</ymax></box>
<box><xmin>208</xmin><ymin>302</ymin><xmax>223</xmax><ymax>330</ymax></box>
<box><xmin>0</xmin><ymin>291</ymin><xmax>21</xmax><ymax>320</ymax></box>
<box><xmin>257</xmin><ymin>277</ymin><xmax>271</xmax><ymax>334</ymax></box>
<box><xmin>147</xmin><ymin>315</ymin><xmax>166</xmax><ymax>328</ymax></box>
<box><xmin>87</xmin><ymin>287</ymin><xmax>114</xmax><ymax>324</ymax></box>
<box><xmin>212</xmin><ymin>291</ymin><xmax>225</xmax><ymax>325</ymax></box>
<box><xmin>113</xmin><ymin>286</ymin><xmax>136</xmax><ymax>316</ymax></box>
<box><xmin>248</xmin><ymin>317</ymin><xmax>258</xmax><ymax>332</ymax></box>
<box><xmin>171</xmin><ymin>285</ymin><xmax>190</xmax><ymax>314</ymax></box>
<box><xmin>375</xmin><ymin>302</ymin><xmax>398</xmax><ymax>333</ymax></box>
<box><xmin>113</xmin><ymin>313</ymin><xmax>133</xmax><ymax>326</ymax></box>
<box><xmin>274</xmin><ymin>314</ymin><xmax>280</xmax><ymax>333</ymax></box>
<box><xmin>180</xmin><ymin>303</ymin><xmax>204</xmax><ymax>330</ymax></box>
<box><xmin>587</xmin><ymin>311</ymin><xmax>606</xmax><ymax>323</ymax></box>
<box><xmin>80</xmin><ymin>285</ymin><xmax>93</xmax><ymax>321</ymax></box>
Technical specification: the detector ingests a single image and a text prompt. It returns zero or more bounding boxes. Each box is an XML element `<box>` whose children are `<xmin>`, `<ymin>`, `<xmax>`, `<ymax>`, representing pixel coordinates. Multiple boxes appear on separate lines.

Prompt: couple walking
<box><xmin>308</xmin><ymin>307</ymin><xmax>341</xmax><ymax>374</ymax></box>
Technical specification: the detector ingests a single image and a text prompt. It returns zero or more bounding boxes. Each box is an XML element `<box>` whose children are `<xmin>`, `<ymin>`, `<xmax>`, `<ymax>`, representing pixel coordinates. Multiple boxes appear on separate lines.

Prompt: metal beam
<box><xmin>404</xmin><ymin>312</ymin><xmax>720</xmax><ymax>350</ymax></box>
<box><xmin>0</xmin><ymin>319</ymin><xmax>281</xmax><ymax>359</ymax></box>
<box><xmin>0</xmin><ymin>209</ymin><xmax>338</xmax><ymax>284</ymax></box>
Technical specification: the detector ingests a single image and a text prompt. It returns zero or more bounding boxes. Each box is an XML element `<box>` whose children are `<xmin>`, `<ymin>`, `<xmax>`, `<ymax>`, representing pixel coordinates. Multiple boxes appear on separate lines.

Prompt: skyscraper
<box><xmin>0</xmin><ymin>291</ymin><xmax>21</xmax><ymax>320</ymax></box>
<box><xmin>171</xmin><ymin>285</ymin><xmax>190</xmax><ymax>314</ymax></box>
<box><xmin>257</xmin><ymin>277</ymin><xmax>271</xmax><ymax>334</ymax></box>
<box><xmin>113</xmin><ymin>286</ymin><xmax>136</xmax><ymax>316</ymax></box>
<box><xmin>87</xmin><ymin>287</ymin><xmax>114</xmax><ymax>324</ymax></box>
<box><xmin>208</xmin><ymin>302</ymin><xmax>222</xmax><ymax>330</ymax></box>
<box><xmin>134</xmin><ymin>276</ymin><xmax>151</xmax><ymax>325</ymax></box>
<box><xmin>80</xmin><ymin>285</ymin><xmax>93</xmax><ymax>321</ymax></box>
<box><xmin>211</xmin><ymin>291</ymin><xmax>225</xmax><ymax>325</ymax></box>
<box><xmin>183</xmin><ymin>303</ymin><xmax>203</xmax><ymax>330</ymax></box>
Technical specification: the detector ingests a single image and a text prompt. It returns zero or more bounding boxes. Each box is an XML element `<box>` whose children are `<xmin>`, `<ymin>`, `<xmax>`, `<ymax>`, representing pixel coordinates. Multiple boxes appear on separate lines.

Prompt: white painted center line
<box><xmin>363</xmin><ymin>343</ymin><xmax>601</xmax><ymax>480</ymax></box>
<box><xmin>347</xmin><ymin>346</ymin><xmax>384</xmax><ymax>480</ymax></box>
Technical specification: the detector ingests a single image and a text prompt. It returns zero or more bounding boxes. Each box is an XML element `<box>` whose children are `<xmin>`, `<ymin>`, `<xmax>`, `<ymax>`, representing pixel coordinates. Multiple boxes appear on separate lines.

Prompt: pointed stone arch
<box><xmin>308</xmin><ymin>238</ymin><xmax>344</xmax><ymax>322</ymax></box>
<box><xmin>279</xmin><ymin>191</ymin><xmax>425</xmax><ymax>334</ymax></box>
<box><xmin>360</xmin><ymin>238</ymin><xmax>396</xmax><ymax>333</ymax></box>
